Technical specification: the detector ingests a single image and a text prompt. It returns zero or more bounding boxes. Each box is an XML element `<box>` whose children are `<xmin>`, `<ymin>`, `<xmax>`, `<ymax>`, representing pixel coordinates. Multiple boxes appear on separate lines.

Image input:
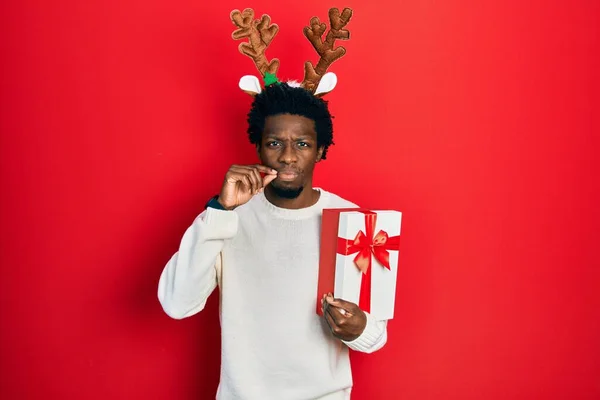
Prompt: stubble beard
<box><xmin>270</xmin><ymin>180</ymin><xmax>304</xmax><ymax>199</ymax></box>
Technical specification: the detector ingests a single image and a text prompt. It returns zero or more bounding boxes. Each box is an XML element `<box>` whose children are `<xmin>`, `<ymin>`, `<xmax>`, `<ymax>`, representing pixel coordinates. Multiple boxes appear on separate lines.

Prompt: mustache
<box><xmin>272</xmin><ymin>166</ymin><xmax>303</xmax><ymax>174</ymax></box>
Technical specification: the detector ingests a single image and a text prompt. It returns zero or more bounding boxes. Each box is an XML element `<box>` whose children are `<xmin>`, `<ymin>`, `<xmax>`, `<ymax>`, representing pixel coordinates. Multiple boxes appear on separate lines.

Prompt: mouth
<box><xmin>276</xmin><ymin>169</ymin><xmax>300</xmax><ymax>182</ymax></box>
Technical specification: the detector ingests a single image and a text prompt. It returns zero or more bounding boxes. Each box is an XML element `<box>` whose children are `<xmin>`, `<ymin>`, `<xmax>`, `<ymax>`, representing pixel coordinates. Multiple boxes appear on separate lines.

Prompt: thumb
<box><xmin>326</xmin><ymin>296</ymin><xmax>357</xmax><ymax>310</ymax></box>
<box><xmin>263</xmin><ymin>173</ymin><xmax>277</xmax><ymax>186</ymax></box>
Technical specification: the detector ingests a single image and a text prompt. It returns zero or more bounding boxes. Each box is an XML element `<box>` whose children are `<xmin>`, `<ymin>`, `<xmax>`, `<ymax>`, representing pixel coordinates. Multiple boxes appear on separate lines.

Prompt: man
<box><xmin>159</xmin><ymin>7</ymin><xmax>387</xmax><ymax>399</ymax></box>
<box><xmin>157</xmin><ymin>83</ymin><xmax>387</xmax><ymax>399</ymax></box>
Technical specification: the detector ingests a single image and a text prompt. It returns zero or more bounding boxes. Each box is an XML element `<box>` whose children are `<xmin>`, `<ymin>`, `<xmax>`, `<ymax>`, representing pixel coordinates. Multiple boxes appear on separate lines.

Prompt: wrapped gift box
<box><xmin>317</xmin><ymin>208</ymin><xmax>402</xmax><ymax>321</ymax></box>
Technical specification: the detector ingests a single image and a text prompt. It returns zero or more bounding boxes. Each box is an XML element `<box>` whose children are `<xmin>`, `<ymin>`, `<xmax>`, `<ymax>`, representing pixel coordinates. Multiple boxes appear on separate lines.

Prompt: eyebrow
<box><xmin>264</xmin><ymin>134</ymin><xmax>315</xmax><ymax>141</ymax></box>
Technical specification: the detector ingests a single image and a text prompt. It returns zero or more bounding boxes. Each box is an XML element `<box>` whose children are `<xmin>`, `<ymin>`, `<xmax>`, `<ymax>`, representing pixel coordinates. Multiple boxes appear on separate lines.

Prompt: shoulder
<box><xmin>320</xmin><ymin>188</ymin><xmax>360</xmax><ymax>208</ymax></box>
<box><xmin>232</xmin><ymin>195</ymin><xmax>260</xmax><ymax>216</ymax></box>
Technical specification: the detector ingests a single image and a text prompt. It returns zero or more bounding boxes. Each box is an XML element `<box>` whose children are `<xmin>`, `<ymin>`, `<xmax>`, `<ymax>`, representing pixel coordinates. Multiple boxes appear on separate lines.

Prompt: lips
<box><xmin>276</xmin><ymin>169</ymin><xmax>300</xmax><ymax>181</ymax></box>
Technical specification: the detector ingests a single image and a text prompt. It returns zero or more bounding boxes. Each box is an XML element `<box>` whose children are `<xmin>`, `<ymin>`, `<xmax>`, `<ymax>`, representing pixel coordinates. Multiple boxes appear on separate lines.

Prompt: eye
<box><xmin>297</xmin><ymin>142</ymin><xmax>310</xmax><ymax>147</ymax></box>
<box><xmin>266</xmin><ymin>141</ymin><xmax>281</xmax><ymax>147</ymax></box>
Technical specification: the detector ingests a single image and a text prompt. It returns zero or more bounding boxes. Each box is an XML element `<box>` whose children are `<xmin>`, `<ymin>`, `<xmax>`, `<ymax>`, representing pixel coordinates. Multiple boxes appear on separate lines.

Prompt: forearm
<box><xmin>158</xmin><ymin>207</ymin><xmax>238</xmax><ymax>319</ymax></box>
<box><xmin>342</xmin><ymin>312</ymin><xmax>387</xmax><ymax>353</ymax></box>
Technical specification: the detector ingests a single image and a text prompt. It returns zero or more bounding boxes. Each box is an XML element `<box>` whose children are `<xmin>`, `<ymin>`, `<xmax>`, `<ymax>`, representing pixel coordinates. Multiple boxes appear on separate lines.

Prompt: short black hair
<box><xmin>247</xmin><ymin>83</ymin><xmax>334</xmax><ymax>160</ymax></box>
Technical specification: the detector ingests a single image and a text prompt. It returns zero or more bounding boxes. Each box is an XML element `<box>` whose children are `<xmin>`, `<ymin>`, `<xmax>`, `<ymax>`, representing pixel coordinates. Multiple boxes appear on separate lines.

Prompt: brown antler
<box><xmin>301</xmin><ymin>7</ymin><xmax>353</xmax><ymax>92</ymax></box>
<box><xmin>230</xmin><ymin>8</ymin><xmax>280</xmax><ymax>76</ymax></box>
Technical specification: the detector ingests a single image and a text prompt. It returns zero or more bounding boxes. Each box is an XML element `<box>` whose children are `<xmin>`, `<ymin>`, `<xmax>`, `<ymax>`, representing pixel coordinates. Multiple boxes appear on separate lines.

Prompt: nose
<box><xmin>277</xmin><ymin>143</ymin><xmax>297</xmax><ymax>165</ymax></box>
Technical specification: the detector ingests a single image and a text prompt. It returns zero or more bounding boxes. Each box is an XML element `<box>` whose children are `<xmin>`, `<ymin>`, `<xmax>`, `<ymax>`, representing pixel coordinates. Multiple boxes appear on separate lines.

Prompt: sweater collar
<box><xmin>256</xmin><ymin>187</ymin><xmax>330</xmax><ymax>220</ymax></box>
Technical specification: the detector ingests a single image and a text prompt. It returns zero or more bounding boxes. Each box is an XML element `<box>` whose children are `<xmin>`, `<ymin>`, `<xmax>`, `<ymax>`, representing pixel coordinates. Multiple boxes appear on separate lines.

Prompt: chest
<box><xmin>227</xmin><ymin>215</ymin><xmax>322</xmax><ymax>283</ymax></box>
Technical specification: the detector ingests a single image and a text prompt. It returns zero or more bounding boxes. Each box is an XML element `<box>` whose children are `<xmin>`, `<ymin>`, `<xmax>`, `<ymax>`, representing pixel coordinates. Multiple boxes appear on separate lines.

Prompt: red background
<box><xmin>1</xmin><ymin>0</ymin><xmax>599</xmax><ymax>399</ymax></box>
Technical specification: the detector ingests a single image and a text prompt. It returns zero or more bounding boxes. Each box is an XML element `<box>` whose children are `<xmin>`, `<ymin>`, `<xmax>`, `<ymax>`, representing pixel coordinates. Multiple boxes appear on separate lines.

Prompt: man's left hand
<box><xmin>321</xmin><ymin>293</ymin><xmax>367</xmax><ymax>342</ymax></box>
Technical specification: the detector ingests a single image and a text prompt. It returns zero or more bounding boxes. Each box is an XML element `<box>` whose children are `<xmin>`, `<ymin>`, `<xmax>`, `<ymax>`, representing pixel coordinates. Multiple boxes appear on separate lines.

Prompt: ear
<box><xmin>314</xmin><ymin>72</ymin><xmax>337</xmax><ymax>97</ymax></box>
<box><xmin>239</xmin><ymin>75</ymin><xmax>262</xmax><ymax>96</ymax></box>
<box><xmin>316</xmin><ymin>145</ymin><xmax>324</xmax><ymax>162</ymax></box>
<box><xmin>256</xmin><ymin>143</ymin><xmax>262</xmax><ymax>158</ymax></box>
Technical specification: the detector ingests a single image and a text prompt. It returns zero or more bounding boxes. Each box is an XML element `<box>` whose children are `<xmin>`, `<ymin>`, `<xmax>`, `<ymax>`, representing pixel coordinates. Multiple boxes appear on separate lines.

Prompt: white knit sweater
<box><xmin>158</xmin><ymin>188</ymin><xmax>387</xmax><ymax>399</ymax></box>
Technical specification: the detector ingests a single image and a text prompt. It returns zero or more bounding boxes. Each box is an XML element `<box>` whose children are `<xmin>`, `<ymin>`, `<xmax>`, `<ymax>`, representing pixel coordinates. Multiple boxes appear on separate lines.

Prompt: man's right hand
<box><xmin>217</xmin><ymin>164</ymin><xmax>278</xmax><ymax>210</ymax></box>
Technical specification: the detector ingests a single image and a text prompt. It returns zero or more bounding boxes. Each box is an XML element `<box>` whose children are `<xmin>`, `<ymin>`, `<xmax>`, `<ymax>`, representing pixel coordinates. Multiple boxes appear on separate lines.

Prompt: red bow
<box><xmin>336</xmin><ymin>211</ymin><xmax>401</xmax><ymax>274</ymax></box>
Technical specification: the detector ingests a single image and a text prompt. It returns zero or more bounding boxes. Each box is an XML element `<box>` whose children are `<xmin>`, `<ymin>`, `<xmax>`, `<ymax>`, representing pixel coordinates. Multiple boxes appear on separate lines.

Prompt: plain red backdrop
<box><xmin>1</xmin><ymin>0</ymin><xmax>599</xmax><ymax>399</ymax></box>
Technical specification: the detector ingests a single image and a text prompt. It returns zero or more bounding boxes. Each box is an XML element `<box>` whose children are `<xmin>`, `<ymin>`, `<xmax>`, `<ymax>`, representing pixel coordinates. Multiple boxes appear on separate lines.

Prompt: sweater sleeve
<box><xmin>157</xmin><ymin>207</ymin><xmax>238</xmax><ymax>319</ymax></box>
<box><xmin>342</xmin><ymin>312</ymin><xmax>388</xmax><ymax>353</ymax></box>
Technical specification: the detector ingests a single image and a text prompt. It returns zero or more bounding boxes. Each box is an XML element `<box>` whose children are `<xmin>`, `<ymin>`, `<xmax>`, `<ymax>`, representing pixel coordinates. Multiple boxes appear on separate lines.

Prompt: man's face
<box><xmin>258</xmin><ymin>114</ymin><xmax>324</xmax><ymax>198</ymax></box>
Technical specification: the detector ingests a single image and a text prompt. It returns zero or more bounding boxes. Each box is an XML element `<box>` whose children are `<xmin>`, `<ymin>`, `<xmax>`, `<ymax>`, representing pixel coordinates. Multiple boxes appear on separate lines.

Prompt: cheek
<box><xmin>257</xmin><ymin>147</ymin><xmax>272</xmax><ymax>161</ymax></box>
<box><xmin>301</xmin><ymin>154</ymin><xmax>319</xmax><ymax>172</ymax></box>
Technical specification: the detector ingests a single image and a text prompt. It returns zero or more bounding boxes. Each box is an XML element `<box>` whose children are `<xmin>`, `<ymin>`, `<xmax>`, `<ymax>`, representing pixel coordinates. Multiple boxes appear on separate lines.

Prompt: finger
<box><xmin>244</xmin><ymin>168</ymin><xmax>260</xmax><ymax>193</ymax></box>
<box><xmin>325</xmin><ymin>301</ymin><xmax>347</xmax><ymax>326</ymax></box>
<box><xmin>226</xmin><ymin>168</ymin><xmax>252</xmax><ymax>182</ymax></box>
<box><xmin>229</xmin><ymin>165</ymin><xmax>251</xmax><ymax>174</ymax></box>
<box><xmin>236</xmin><ymin>164</ymin><xmax>275</xmax><ymax>174</ymax></box>
<box><xmin>325</xmin><ymin>294</ymin><xmax>351</xmax><ymax>316</ymax></box>
<box><xmin>323</xmin><ymin>307</ymin><xmax>338</xmax><ymax>334</ymax></box>
<box><xmin>229</xmin><ymin>165</ymin><xmax>259</xmax><ymax>175</ymax></box>
<box><xmin>253</xmin><ymin>164</ymin><xmax>278</xmax><ymax>175</ymax></box>
<box><xmin>225</xmin><ymin>171</ymin><xmax>245</xmax><ymax>184</ymax></box>
<box><xmin>240</xmin><ymin>175</ymin><xmax>253</xmax><ymax>193</ymax></box>
<box><xmin>262</xmin><ymin>173</ymin><xmax>277</xmax><ymax>186</ymax></box>
<box><xmin>321</xmin><ymin>295</ymin><xmax>332</xmax><ymax>313</ymax></box>
<box><xmin>249</xmin><ymin>168</ymin><xmax>263</xmax><ymax>191</ymax></box>
<box><xmin>326</xmin><ymin>296</ymin><xmax>358</xmax><ymax>312</ymax></box>
<box><xmin>231</xmin><ymin>167</ymin><xmax>262</xmax><ymax>193</ymax></box>
<box><xmin>227</xmin><ymin>172</ymin><xmax>253</xmax><ymax>193</ymax></box>
<box><xmin>321</xmin><ymin>297</ymin><xmax>333</xmax><ymax>316</ymax></box>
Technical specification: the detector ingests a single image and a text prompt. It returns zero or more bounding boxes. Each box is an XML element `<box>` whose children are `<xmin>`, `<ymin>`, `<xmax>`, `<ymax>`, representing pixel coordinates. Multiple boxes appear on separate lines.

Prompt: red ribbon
<box><xmin>336</xmin><ymin>211</ymin><xmax>400</xmax><ymax>274</ymax></box>
<box><xmin>335</xmin><ymin>211</ymin><xmax>400</xmax><ymax>313</ymax></box>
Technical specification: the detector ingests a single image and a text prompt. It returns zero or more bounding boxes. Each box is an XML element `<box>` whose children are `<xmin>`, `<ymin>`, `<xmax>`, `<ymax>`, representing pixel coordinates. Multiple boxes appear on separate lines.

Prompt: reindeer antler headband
<box><xmin>230</xmin><ymin>7</ymin><xmax>353</xmax><ymax>97</ymax></box>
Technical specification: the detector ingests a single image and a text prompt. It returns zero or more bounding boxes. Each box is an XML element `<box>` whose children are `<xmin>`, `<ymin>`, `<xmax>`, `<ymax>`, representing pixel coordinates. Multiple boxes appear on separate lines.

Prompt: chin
<box><xmin>271</xmin><ymin>181</ymin><xmax>304</xmax><ymax>199</ymax></box>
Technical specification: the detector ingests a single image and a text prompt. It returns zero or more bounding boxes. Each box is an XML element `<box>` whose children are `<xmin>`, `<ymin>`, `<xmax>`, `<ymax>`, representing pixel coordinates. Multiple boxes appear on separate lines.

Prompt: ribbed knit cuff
<box><xmin>198</xmin><ymin>207</ymin><xmax>239</xmax><ymax>240</ymax></box>
<box><xmin>342</xmin><ymin>312</ymin><xmax>387</xmax><ymax>353</ymax></box>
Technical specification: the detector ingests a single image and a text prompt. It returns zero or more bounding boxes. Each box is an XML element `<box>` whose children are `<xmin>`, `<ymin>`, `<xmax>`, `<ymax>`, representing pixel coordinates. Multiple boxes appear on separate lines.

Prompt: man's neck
<box><xmin>264</xmin><ymin>185</ymin><xmax>321</xmax><ymax>210</ymax></box>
